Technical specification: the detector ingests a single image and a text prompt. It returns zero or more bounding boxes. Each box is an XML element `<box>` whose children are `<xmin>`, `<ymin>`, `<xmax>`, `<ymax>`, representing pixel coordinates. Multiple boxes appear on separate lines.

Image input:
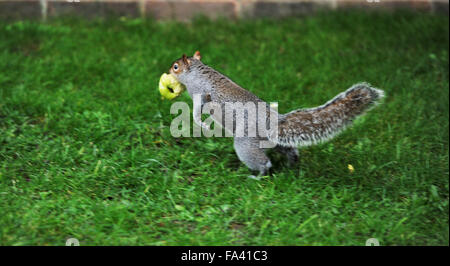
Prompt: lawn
<box><xmin>0</xmin><ymin>11</ymin><xmax>448</xmax><ymax>246</ymax></box>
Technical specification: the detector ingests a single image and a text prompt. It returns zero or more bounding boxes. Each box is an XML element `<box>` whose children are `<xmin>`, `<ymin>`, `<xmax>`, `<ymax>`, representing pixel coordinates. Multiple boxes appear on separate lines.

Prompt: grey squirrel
<box><xmin>169</xmin><ymin>51</ymin><xmax>385</xmax><ymax>176</ymax></box>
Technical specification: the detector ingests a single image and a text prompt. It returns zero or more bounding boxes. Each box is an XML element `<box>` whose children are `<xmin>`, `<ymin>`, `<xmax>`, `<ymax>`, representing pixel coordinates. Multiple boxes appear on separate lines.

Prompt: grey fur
<box><xmin>170</xmin><ymin>55</ymin><xmax>385</xmax><ymax>176</ymax></box>
<box><xmin>271</xmin><ymin>83</ymin><xmax>385</xmax><ymax>147</ymax></box>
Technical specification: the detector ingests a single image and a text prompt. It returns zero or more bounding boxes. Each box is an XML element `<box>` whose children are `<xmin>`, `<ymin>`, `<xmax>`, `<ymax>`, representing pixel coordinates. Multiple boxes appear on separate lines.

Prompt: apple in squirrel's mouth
<box><xmin>158</xmin><ymin>73</ymin><xmax>185</xmax><ymax>100</ymax></box>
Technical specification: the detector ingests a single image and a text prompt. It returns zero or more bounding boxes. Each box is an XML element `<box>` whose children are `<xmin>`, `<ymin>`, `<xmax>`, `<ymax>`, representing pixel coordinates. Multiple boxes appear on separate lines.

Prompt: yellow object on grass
<box><xmin>158</xmin><ymin>73</ymin><xmax>185</xmax><ymax>100</ymax></box>
<box><xmin>348</xmin><ymin>164</ymin><xmax>354</xmax><ymax>173</ymax></box>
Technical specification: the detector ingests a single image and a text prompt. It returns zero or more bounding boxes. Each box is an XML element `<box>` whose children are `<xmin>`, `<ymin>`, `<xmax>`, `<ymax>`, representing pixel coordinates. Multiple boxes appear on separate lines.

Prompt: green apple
<box><xmin>158</xmin><ymin>73</ymin><xmax>185</xmax><ymax>100</ymax></box>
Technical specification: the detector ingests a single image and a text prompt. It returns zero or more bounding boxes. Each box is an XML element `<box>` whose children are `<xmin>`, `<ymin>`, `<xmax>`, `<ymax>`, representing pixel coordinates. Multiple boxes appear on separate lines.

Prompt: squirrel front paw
<box><xmin>247</xmin><ymin>175</ymin><xmax>262</xmax><ymax>181</ymax></box>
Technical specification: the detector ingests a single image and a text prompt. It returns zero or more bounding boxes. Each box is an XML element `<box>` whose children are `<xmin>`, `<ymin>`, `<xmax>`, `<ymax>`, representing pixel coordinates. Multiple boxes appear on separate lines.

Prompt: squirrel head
<box><xmin>169</xmin><ymin>51</ymin><xmax>202</xmax><ymax>78</ymax></box>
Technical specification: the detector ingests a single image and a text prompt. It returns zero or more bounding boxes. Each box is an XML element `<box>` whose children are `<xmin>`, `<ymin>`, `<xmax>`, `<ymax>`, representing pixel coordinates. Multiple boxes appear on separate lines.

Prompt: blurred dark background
<box><xmin>0</xmin><ymin>0</ymin><xmax>448</xmax><ymax>22</ymax></box>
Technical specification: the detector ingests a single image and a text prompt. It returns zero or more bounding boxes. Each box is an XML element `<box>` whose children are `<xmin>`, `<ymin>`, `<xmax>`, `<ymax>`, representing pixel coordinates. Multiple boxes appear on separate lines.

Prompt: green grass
<box><xmin>0</xmin><ymin>11</ymin><xmax>448</xmax><ymax>246</ymax></box>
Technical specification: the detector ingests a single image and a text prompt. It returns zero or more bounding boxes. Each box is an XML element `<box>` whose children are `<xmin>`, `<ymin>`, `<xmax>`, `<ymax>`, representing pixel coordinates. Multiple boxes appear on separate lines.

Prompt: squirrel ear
<box><xmin>182</xmin><ymin>54</ymin><xmax>190</xmax><ymax>66</ymax></box>
<box><xmin>193</xmin><ymin>51</ymin><xmax>202</xmax><ymax>60</ymax></box>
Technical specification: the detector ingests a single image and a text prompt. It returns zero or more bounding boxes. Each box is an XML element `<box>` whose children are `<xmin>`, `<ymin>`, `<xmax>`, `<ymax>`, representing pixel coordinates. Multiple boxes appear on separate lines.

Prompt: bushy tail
<box><xmin>270</xmin><ymin>83</ymin><xmax>385</xmax><ymax>147</ymax></box>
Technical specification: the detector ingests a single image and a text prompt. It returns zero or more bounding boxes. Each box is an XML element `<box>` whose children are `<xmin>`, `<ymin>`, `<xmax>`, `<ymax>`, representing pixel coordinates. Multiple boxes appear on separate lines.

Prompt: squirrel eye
<box><xmin>173</xmin><ymin>63</ymin><xmax>179</xmax><ymax>71</ymax></box>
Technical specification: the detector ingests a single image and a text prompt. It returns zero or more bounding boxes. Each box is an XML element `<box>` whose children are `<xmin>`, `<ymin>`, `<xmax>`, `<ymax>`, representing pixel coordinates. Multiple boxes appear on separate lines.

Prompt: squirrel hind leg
<box><xmin>274</xmin><ymin>145</ymin><xmax>299</xmax><ymax>166</ymax></box>
<box><xmin>234</xmin><ymin>137</ymin><xmax>272</xmax><ymax>176</ymax></box>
